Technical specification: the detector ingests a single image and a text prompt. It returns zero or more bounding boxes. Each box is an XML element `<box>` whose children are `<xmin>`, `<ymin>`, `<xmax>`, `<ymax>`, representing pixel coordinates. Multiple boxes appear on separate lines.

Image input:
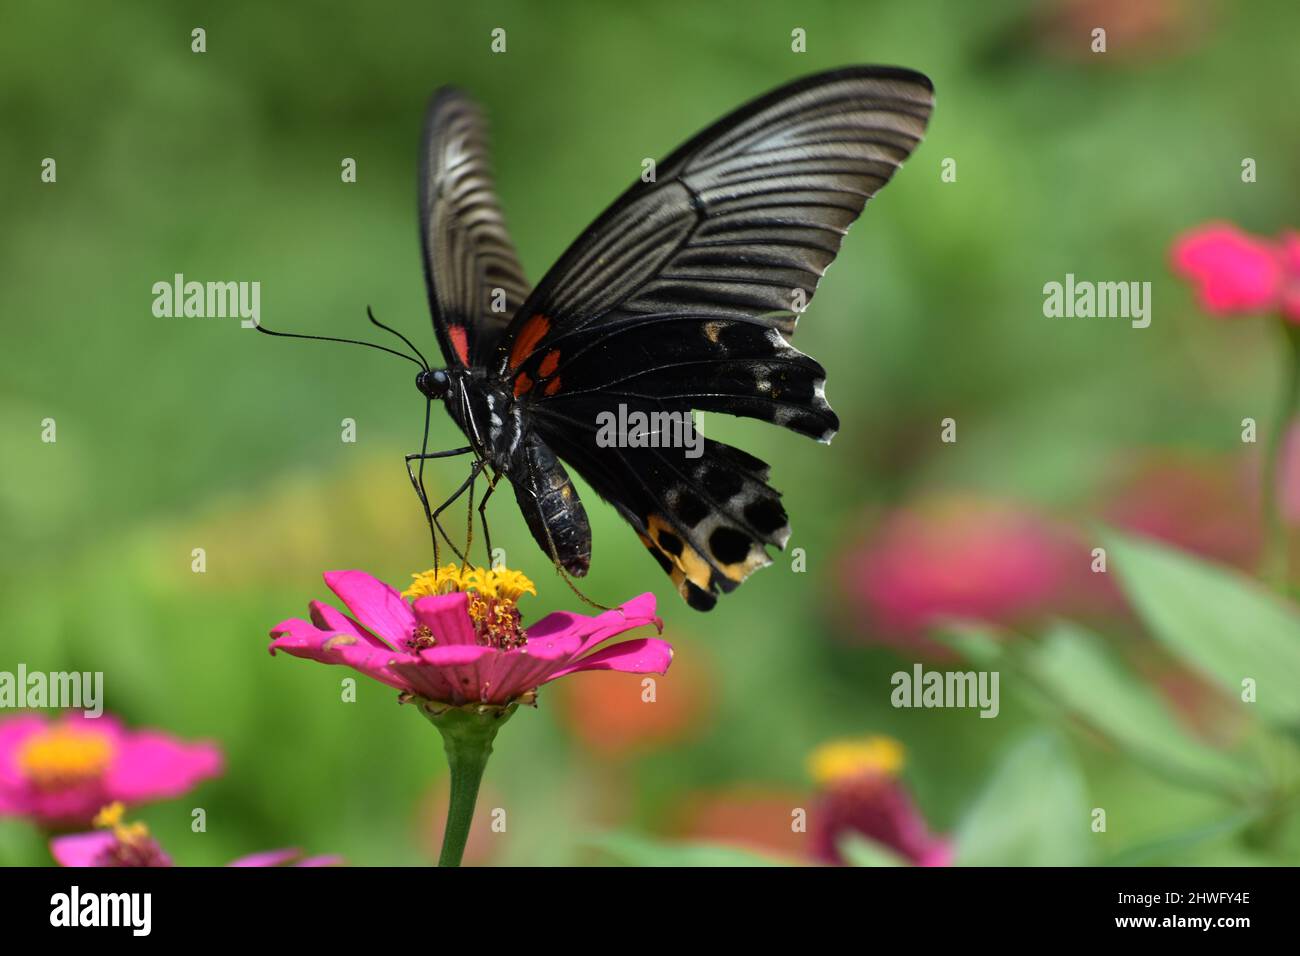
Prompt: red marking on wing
<box><xmin>543</xmin><ymin>376</ymin><xmax>562</xmax><ymax>397</ymax></box>
<box><xmin>447</xmin><ymin>325</ymin><xmax>470</xmax><ymax>366</ymax></box>
<box><xmin>538</xmin><ymin>349</ymin><xmax>561</xmax><ymax>378</ymax></box>
<box><xmin>514</xmin><ymin>372</ymin><xmax>534</xmax><ymax>398</ymax></box>
<box><xmin>508</xmin><ymin>315</ymin><xmax>550</xmax><ymax>370</ymax></box>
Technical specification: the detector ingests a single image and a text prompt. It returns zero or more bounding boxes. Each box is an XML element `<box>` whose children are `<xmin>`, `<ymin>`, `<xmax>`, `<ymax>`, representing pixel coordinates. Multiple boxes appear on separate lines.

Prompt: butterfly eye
<box><xmin>417</xmin><ymin>369</ymin><xmax>450</xmax><ymax>399</ymax></box>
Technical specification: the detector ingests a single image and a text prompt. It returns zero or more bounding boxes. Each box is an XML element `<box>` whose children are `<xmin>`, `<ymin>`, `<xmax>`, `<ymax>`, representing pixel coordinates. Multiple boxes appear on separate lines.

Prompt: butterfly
<box><xmin>261</xmin><ymin>66</ymin><xmax>933</xmax><ymax>610</ymax></box>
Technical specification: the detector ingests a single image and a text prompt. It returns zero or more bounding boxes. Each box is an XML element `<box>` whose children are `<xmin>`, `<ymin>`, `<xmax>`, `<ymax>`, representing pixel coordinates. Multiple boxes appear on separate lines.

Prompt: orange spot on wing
<box><xmin>543</xmin><ymin>376</ymin><xmax>562</xmax><ymax>396</ymax></box>
<box><xmin>509</xmin><ymin>315</ymin><xmax>550</xmax><ymax>370</ymax></box>
<box><xmin>447</xmin><ymin>325</ymin><xmax>470</xmax><ymax>366</ymax></box>
<box><xmin>538</xmin><ymin>349</ymin><xmax>561</xmax><ymax>378</ymax></box>
<box><xmin>514</xmin><ymin>372</ymin><xmax>534</xmax><ymax>397</ymax></box>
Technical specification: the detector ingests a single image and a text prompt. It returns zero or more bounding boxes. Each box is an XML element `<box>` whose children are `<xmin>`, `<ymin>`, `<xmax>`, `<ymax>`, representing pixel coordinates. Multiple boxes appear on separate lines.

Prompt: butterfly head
<box><xmin>416</xmin><ymin>368</ymin><xmax>451</xmax><ymax>400</ymax></box>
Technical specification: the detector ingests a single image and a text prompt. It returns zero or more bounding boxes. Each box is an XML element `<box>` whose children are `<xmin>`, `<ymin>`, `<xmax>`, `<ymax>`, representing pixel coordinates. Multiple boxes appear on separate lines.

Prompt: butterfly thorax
<box><xmin>438</xmin><ymin>370</ymin><xmax>519</xmax><ymax>465</ymax></box>
<box><xmin>439</xmin><ymin>370</ymin><xmax>592</xmax><ymax>576</ymax></box>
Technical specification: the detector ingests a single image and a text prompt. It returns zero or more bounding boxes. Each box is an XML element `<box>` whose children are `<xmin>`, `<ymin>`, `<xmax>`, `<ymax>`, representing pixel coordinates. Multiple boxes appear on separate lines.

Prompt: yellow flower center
<box><xmin>402</xmin><ymin>564</ymin><xmax>535</xmax><ymax>651</ymax></box>
<box><xmin>94</xmin><ymin>801</ymin><xmax>152</xmax><ymax>847</ymax></box>
<box><xmin>807</xmin><ymin>735</ymin><xmax>905</xmax><ymax>786</ymax></box>
<box><xmin>403</xmin><ymin>564</ymin><xmax>537</xmax><ymax>603</ymax></box>
<box><xmin>17</xmin><ymin>725</ymin><xmax>114</xmax><ymax>790</ymax></box>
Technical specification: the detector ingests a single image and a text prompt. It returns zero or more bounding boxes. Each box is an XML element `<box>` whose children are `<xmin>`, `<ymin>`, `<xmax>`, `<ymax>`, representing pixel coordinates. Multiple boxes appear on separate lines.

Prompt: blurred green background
<box><xmin>3</xmin><ymin>0</ymin><xmax>1300</xmax><ymax>866</ymax></box>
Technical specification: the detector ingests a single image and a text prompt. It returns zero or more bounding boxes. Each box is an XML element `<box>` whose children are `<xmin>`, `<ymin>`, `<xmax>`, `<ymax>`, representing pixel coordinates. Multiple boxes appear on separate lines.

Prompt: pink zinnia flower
<box><xmin>554</xmin><ymin>647</ymin><xmax>712</xmax><ymax>759</ymax></box>
<box><xmin>0</xmin><ymin>712</ymin><xmax>222</xmax><ymax>829</ymax></box>
<box><xmin>1101</xmin><ymin>450</ymin><xmax>1261</xmax><ymax>570</ymax></box>
<box><xmin>269</xmin><ymin>566</ymin><xmax>672</xmax><ymax>707</ymax></box>
<box><xmin>807</xmin><ymin>736</ymin><xmax>951</xmax><ymax>867</ymax></box>
<box><xmin>50</xmin><ymin>803</ymin><xmax>340</xmax><ymax>867</ymax></box>
<box><xmin>839</xmin><ymin>497</ymin><xmax>1077</xmax><ymax>656</ymax></box>
<box><xmin>1171</xmin><ymin>222</ymin><xmax>1300</xmax><ymax>320</ymax></box>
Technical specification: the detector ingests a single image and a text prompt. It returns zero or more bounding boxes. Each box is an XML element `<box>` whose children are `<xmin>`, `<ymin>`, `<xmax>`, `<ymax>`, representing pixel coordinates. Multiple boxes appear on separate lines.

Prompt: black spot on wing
<box><xmin>709</xmin><ymin>526</ymin><xmax>753</xmax><ymax>565</ymax></box>
<box><xmin>672</xmin><ymin>490</ymin><xmax>711</xmax><ymax>528</ymax></box>
<box><xmin>703</xmin><ymin>467</ymin><xmax>745</xmax><ymax>502</ymax></box>
<box><xmin>683</xmin><ymin>580</ymin><xmax>718</xmax><ymax>611</ymax></box>
<box><xmin>743</xmin><ymin>497</ymin><xmax>789</xmax><ymax>537</ymax></box>
<box><xmin>656</xmin><ymin>528</ymin><xmax>685</xmax><ymax>557</ymax></box>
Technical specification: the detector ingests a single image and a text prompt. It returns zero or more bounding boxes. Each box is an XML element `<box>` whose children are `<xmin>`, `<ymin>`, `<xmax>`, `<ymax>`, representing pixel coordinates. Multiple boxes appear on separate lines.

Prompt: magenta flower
<box><xmin>51</xmin><ymin>826</ymin><xmax>172</xmax><ymax>868</ymax></box>
<box><xmin>267</xmin><ymin>564</ymin><xmax>672</xmax><ymax>867</ymax></box>
<box><xmin>50</xmin><ymin>803</ymin><xmax>340</xmax><ymax>867</ymax></box>
<box><xmin>268</xmin><ymin>567</ymin><xmax>672</xmax><ymax>706</ymax></box>
<box><xmin>1171</xmin><ymin>222</ymin><xmax>1300</xmax><ymax>320</ymax></box>
<box><xmin>0</xmin><ymin>712</ymin><xmax>222</xmax><ymax>829</ymax></box>
<box><xmin>839</xmin><ymin>497</ymin><xmax>1077</xmax><ymax>656</ymax></box>
<box><xmin>807</xmin><ymin>737</ymin><xmax>951</xmax><ymax>867</ymax></box>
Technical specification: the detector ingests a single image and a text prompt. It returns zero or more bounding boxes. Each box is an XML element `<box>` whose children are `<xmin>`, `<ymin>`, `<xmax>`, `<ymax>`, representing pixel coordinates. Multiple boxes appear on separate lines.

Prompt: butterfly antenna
<box><xmin>367</xmin><ymin>306</ymin><xmax>430</xmax><ymax>371</ymax></box>
<box><xmin>254</xmin><ymin>322</ymin><xmax>426</xmax><ymax>369</ymax></box>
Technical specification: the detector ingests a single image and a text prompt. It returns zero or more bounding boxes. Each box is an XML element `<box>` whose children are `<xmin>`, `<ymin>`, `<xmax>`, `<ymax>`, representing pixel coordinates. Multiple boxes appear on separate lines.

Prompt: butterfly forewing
<box><xmin>420</xmin><ymin>88</ymin><xmax>532</xmax><ymax>368</ymax></box>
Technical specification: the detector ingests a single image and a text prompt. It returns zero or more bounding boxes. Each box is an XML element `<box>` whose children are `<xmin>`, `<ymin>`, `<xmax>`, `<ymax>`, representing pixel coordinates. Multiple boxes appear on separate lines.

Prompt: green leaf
<box><xmin>1105</xmin><ymin>530</ymin><xmax>1300</xmax><ymax>727</ymax></box>
<box><xmin>588</xmin><ymin>831</ymin><xmax>793</xmax><ymax>867</ymax></box>
<box><xmin>1101</xmin><ymin>808</ymin><xmax>1260</xmax><ymax>866</ymax></box>
<box><xmin>934</xmin><ymin>620</ymin><xmax>1009</xmax><ymax>666</ymax></box>
<box><xmin>1027</xmin><ymin>622</ymin><xmax>1259</xmax><ymax>795</ymax></box>
<box><xmin>954</xmin><ymin>732</ymin><xmax>1091</xmax><ymax>866</ymax></box>
<box><xmin>838</xmin><ymin>834</ymin><xmax>908</xmax><ymax>867</ymax></box>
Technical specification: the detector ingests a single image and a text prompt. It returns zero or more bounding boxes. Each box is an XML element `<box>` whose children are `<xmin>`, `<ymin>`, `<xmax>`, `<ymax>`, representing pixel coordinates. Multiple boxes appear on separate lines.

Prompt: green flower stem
<box><xmin>418</xmin><ymin>700</ymin><xmax>518</xmax><ymax>867</ymax></box>
<box><xmin>1261</xmin><ymin>320</ymin><xmax>1300</xmax><ymax>587</ymax></box>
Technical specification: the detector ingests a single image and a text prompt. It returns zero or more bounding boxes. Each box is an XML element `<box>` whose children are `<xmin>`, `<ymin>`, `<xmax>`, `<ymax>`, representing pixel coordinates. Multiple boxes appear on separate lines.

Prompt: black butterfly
<box><xmin>262</xmin><ymin>66</ymin><xmax>933</xmax><ymax>610</ymax></box>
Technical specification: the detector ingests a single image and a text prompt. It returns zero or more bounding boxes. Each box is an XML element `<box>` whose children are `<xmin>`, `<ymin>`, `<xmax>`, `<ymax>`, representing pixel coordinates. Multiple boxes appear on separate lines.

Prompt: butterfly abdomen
<box><xmin>507</xmin><ymin>432</ymin><xmax>592</xmax><ymax>577</ymax></box>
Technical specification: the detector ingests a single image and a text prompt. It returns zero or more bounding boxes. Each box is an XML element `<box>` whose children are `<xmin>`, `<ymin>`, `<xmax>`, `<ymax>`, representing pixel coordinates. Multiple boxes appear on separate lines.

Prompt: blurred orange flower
<box><xmin>675</xmin><ymin>786</ymin><xmax>808</xmax><ymax>861</ymax></box>
<box><xmin>552</xmin><ymin>647</ymin><xmax>713</xmax><ymax>758</ymax></box>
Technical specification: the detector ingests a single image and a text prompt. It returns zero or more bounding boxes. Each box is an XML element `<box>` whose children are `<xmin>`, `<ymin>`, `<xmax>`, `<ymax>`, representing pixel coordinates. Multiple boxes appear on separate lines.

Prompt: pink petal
<box><xmin>0</xmin><ymin>714</ymin><xmax>52</xmax><ymax>792</ymax></box>
<box><xmin>388</xmin><ymin>645</ymin><xmax>499</xmax><ymax>704</ymax></box>
<box><xmin>50</xmin><ymin>831</ymin><xmax>116</xmax><ymax>867</ymax></box>
<box><xmin>106</xmin><ymin>732</ymin><xmax>223</xmax><ymax>804</ymax></box>
<box><xmin>323</xmin><ymin>570</ymin><xmax>415</xmax><ymax>645</ymax></box>
<box><xmin>1281</xmin><ymin>232</ymin><xmax>1300</xmax><ymax>323</ymax></box>
<box><xmin>412</xmin><ymin>592</ymin><xmax>479</xmax><ymax>646</ymax></box>
<box><xmin>1171</xmin><ymin>222</ymin><xmax>1282</xmax><ymax>315</ymax></box>
<box><xmin>270</xmin><ymin>617</ymin><xmax>414</xmax><ymax>692</ymax></box>
<box><xmin>547</xmin><ymin>637</ymin><xmax>674</xmax><ymax>681</ymax></box>
<box><xmin>309</xmin><ymin>601</ymin><xmax>392</xmax><ymax>650</ymax></box>
<box><xmin>527</xmin><ymin>593</ymin><xmax>662</xmax><ymax>659</ymax></box>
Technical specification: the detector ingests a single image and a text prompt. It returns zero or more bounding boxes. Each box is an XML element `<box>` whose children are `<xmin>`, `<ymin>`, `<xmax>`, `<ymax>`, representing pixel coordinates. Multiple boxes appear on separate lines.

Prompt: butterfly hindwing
<box><xmin>533</xmin><ymin>396</ymin><xmax>789</xmax><ymax>610</ymax></box>
<box><xmin>420</xmin><ymin>88</ymin><xmax>531</xmax><ymax>369</ymax></box>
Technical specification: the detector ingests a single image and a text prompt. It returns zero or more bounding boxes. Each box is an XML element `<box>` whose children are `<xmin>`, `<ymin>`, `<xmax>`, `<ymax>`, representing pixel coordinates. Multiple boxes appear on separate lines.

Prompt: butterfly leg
<box><xmin>463</xmin><ymin>468</ymin><xmax>477</xmax><ymax>568</ymax></box>
<box><xmin>477</xmin><ymin>472</ymin><xmax>501</xmax><ymax>567</ymax></box>
<box><xmin>405</xmin><ymin>445</ymin><xmax>473</xmax><ymax>564</ymax></box>
<box><xmin>429</xmin><ymin>459</ymin><xmax>485</xmax><ymax>566</ymax></box>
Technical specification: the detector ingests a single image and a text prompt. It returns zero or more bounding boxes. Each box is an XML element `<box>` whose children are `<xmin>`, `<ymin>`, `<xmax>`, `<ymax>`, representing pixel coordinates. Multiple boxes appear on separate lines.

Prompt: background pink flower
<box><xmin>807</xmin><ymin>736</ymin><xmax>950</xmax><ymax>867</ymax></box>
<box><xmin>1171</xmin><ymin>222</ymin><xmax>1300</xmax><ymax>319</ymax></box>
<box><xmin>50</xmin><ymin>828</ymin><xmax>173</xmax><ymax>867</ymax></box>
<box><xmin>0</xmin><ymin>712</ymin><xmax>223</xmax><ymax>829</ymax></box>
<box><xmin>1100</xmin><ymin>450</ymin><xmax>1262</xmax><ymax>570</ymax></box>
<box><xmin>809</xmin><ymin>772</ymin><xmax>951</xmax><ymax>867</ymax></box>
<box><xmin>51</xmin><ymin>831</ymin><xmax>340</xmax><ymax>868</ymax></box>
<box><xmin>839</xmin><ymin>496</ymin><xmax>1078</xmax><ymax>656</ymax></box>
